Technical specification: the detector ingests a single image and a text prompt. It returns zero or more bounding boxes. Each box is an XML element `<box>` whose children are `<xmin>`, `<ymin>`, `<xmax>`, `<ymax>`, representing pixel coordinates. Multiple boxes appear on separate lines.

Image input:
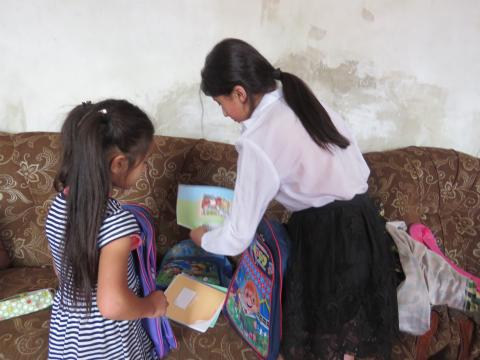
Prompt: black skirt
<box><xmin>281</xmin><ymin>193</ymin><xmax>400</xmax><ymax>360</ymax></box>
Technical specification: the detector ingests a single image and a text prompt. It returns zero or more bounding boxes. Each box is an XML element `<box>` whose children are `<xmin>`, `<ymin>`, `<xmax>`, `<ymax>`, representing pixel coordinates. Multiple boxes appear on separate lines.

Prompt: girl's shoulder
<box><xmin>104</xmin><ymin>197</ymin><xmax>124</xmax><ymax>217</ymax></box>
<box><xmin>47</xmin><ymin>192</ymin><xmax>67</xmax><ymax>216</ymax></box>
<box><xmin>102</xmin><ymin>198</ymin><xmax>138</xmax><ymax>227</ymax></box>
<box><xmin>97</xmin><ymin>199</ymin><xmax>140</xmax><ymax>248</ymax></box>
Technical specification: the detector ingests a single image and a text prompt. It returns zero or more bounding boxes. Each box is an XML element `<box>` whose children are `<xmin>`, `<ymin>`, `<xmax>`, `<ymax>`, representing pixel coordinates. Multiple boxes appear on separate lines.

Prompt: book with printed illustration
<box><xmin>176</xmin><ymin>184</ymin><xmax>234</xmax><ymax>230</ymax></box>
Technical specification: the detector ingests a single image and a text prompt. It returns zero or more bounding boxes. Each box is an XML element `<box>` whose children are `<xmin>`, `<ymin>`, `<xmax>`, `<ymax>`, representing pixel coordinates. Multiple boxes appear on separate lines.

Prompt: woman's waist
<box><xmin>288</xmin><ymin>192</ymin><xmax>372</xmax><ymax>217</ymax></box>
<box><xmin>278</xmin><ymin>187</ymin><xmax>369</xmax><ymax>213</ymax></box>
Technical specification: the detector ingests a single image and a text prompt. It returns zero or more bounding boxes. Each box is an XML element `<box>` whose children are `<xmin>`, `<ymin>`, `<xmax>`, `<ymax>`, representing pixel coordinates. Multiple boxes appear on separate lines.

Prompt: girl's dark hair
<box><xmin>54</xmin><ymin>99</ymin><xmax>154</xmax><ymax>311</ymax></box>
<box><xmin>200</xmin><ymin>38</ymin><xmax>350</xmax><ymax>150</ymax></box>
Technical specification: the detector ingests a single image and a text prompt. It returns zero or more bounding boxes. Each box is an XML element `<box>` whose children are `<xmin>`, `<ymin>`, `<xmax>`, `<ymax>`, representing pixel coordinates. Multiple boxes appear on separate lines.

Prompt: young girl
<box><xmin>46</xmin><ymin>99</ymin><xmax>168</xmax><ymax>359</ymax></box>
<box><xmin>190</xmin><ymin>39</ymin><xmax>399</xmax><ymax>360</ymax></box>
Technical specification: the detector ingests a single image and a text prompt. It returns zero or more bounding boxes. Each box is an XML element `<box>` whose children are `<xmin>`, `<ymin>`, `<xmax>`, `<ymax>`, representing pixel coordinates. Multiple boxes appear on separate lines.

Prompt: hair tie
<box><xmin>97</xmin><ymin>108</ymin><xmax>111</xmax><ymax>128</ymax></box>
<box><xmin>272</xmin><ymin>68</ymin><xmax>282</xmax><ymax>80</ymax></box>
<box><xmin>77</xmin><ymin>101</ymin><xmax>93</xmax><ymax>127</ymax></box>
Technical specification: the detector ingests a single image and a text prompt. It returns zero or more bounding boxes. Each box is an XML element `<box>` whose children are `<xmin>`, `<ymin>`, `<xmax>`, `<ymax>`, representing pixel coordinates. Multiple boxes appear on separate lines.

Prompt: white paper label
<box><xmin>174</xmin><ymin>287</ymin><xmax>196</xmax><ymax>310</ymax></box>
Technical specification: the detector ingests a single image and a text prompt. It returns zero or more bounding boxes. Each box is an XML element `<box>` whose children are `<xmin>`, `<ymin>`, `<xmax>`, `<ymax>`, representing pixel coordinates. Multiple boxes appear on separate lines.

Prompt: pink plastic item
<box><xmin>409</xmin><ymin>223</ymin><xmax>480</xmax><ymax>290</ymax></box>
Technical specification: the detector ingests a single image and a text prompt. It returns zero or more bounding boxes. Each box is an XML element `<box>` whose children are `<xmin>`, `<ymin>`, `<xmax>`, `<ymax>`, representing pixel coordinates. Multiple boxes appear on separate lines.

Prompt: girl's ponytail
<box><xmin>55</xmin><ymin>102</ymin><xmax>94</xmax><ymax>192</ymax></box>
<box><xmin>201</xmin><ymin>38</ymin><xmax>350</xmax><ymax>151</ymax></box>
<box><xmin>277</xmin><ymin>71</ymin><xmax>350</xmax><ymax>150</ymax></box>
<box><xmin>60</xmin><ymin>109</ymin><xmax>112</xmax><ymax>311</ymax></box>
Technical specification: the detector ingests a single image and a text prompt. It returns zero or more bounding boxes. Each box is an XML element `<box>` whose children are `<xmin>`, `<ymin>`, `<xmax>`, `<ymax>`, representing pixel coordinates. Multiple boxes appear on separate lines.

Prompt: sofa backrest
<box><xmin>365</xmin><ymin>146</ymin><xmax>480</xmax><ymax>278</ymax></box>
<box><xmin>1</xmin><ymin>132</ymin><xmax>478</xmax><ymax>277</ymax></box>
<box><xmin>0</xmin><ymin>132</ymin><xmax>198</xmax><ymax>267</ymax></box>
<box><xmin>0</xmin><ymin>132</ymin><xmax>59</xmax><ymax>267</ymax></box>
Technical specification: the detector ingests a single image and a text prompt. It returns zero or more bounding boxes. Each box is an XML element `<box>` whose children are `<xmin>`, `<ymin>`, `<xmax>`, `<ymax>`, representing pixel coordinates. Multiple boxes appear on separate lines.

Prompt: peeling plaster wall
<box><xmin>1</xmin><ymin>0</ymin><xmax>479</xmax><ymax>156</ymax></box>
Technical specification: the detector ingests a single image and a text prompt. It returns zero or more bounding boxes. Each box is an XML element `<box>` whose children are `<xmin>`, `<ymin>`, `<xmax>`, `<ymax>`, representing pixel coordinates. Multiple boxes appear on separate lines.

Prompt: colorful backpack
<box><xmin>156</xmin><ymin>239</ymin><xmax>233</xmax><ymax>290</ymax></box>
<box><xmin>224</xmin><ymin>218</ymin><xmax>290</xmax><ymax>360</ymax></box>
<box><xmin>122</xmin><ymin>204</ymin><xmax>177</xmax><ymax>359</ymax></box>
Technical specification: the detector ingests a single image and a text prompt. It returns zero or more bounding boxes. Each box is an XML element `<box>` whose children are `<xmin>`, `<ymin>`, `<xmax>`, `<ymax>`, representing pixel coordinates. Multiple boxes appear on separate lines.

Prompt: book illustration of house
<box><xmin>200</xmin><ymin>194</ymin><xmax>232</xmax><ymax>217</ymax></box>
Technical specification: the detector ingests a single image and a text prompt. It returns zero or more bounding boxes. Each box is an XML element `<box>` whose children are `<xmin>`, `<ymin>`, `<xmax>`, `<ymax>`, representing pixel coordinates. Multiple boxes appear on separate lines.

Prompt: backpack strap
<box><xmin>122</xmin><ymin>203</ymin><xmax>177</xmax><ymax>358</ymax></box>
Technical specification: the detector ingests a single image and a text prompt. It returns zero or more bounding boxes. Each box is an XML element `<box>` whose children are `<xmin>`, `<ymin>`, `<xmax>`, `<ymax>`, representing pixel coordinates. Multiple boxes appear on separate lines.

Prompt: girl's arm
<box><xmin>196</xmin><ymin>139</ymin><xmax>280</xmax><ymax>256</ymax></box>
<box><xmin>97</xmin><ymin>235</ymin><xmax>168</xmax><ymax>320</ymax></box>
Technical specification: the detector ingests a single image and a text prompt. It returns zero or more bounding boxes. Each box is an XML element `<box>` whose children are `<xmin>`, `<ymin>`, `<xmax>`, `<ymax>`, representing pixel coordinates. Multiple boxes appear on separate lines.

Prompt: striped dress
<box><xmin>45</xmin><ymin>193</ymin><xmax>156</xmax><ymax>359</ymax></box>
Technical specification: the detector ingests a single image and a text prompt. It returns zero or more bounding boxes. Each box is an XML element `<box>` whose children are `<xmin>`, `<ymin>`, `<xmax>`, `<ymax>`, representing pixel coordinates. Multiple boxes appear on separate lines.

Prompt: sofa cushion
<box><xmin>165</xmin><ymin>314</ymin><xmax>256</xmax><ymax>359</ymax></box>
<box><xmin>0</xmin><ymin>266</ymin><xmax>57</xmax><ymax>299</ymax></box>
<box><xmin>0</xmin><ymin>308</ymin><xmax>51</xmax><ymax>360</ymax></box>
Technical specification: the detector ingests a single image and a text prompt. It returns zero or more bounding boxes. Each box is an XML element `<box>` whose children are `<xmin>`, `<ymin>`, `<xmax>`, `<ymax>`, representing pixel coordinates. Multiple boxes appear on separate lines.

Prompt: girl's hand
<box><xmin>146</xmin><ymin>290</ymin><xmax>169</xmax><ymax>318</ymax></box>
<box><xmin>98</xmin><ymin>236</ymin><xmax>169</xmax><ymax>320</ymax></box>
<box><xmin>190</xmin><ymin>226</ymin><xmax>208</xmax><ymax>247</ymax></box>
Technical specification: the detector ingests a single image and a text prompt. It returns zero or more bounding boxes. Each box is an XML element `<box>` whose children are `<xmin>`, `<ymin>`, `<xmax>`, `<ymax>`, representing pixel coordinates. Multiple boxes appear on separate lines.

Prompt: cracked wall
<box><xmin>0</xmin><ymin>0</ymin><xmax>479</xmax><ymax>156</ymax></box>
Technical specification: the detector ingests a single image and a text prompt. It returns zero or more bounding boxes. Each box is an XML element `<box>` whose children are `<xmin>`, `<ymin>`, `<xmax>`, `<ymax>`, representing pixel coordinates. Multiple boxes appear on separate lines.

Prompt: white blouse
<box><xmin>201</xmin><ymin>88</ymin><xmax>370</xmax><ymax>256</ymax></box>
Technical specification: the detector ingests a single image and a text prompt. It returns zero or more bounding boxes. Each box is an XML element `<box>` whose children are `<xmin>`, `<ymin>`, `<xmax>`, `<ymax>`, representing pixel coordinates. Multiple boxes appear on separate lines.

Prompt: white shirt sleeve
<box><xmin>201</xmin><ymin>139</ymin><xmax>280</xmax><ymax>256</ymax></box>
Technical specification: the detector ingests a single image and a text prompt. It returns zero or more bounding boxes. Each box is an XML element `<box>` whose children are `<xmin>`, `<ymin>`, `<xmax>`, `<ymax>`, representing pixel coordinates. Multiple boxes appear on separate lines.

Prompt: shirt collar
<box><xmin>241</xmin><ymin>88</ymin><xmax>283</xmax><ymax>133</ymax></box>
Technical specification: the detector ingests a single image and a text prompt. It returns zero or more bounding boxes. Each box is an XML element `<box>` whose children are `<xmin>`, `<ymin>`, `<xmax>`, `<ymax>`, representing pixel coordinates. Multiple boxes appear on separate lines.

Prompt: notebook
<box><xmin>164</xmin><ymin>273</ymin><xmax>226</xmax><ymax>333</ymax></box>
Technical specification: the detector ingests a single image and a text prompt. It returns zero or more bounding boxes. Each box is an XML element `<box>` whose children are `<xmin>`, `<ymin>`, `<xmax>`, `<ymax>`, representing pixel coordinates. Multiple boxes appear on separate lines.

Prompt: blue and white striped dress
<box><xmin>46</xmin><ymin>193</ymin><xmax>155</xmax><ymax>359</ymax></box>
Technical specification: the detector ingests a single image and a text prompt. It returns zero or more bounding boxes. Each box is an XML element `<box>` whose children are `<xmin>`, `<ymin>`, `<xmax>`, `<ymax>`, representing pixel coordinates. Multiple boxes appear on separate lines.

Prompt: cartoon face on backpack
<box><xmin>239</xmin><ymin>280</ymin><xmax>260</xmax><ymax>316</ymax></box>
<box><xmin>235</xmin><ymin>280</ymin><xmax>261</xmax><ymax>341</ymax></box>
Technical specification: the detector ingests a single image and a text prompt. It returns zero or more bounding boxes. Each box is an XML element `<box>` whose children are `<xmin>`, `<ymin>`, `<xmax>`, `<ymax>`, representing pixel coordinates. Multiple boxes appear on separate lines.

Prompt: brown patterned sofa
<box><xmin>0</xmin><ymin>131</ymin><xmax>478</xmax><ymax>359</ymax></box>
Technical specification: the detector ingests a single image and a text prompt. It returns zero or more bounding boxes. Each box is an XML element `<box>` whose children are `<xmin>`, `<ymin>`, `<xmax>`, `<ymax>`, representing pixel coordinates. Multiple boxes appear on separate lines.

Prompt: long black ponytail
<box><xmin>201</xmin><ymin>38</ymin><xmax>350</xmax><ymax>150</ymax></box>
<box><xmin>54</xmin><ymin>99</ymin><xmax>154</xmax><ymax>311</ymax></box>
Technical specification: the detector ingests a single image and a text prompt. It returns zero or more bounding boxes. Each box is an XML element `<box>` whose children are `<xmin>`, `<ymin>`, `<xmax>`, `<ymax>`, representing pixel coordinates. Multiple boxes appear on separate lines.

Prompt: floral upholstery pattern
<box><xmin>365</xmin><ymin>147</ymin><xmax>480</xmax><ymax>279</ymax></box>
<box><xmin>0</xmin><ymin>267</ymin><xmax>57</xmax><ymax>360</ymax></box>
<box><xmin>365</xmin><ymin>147</ymin><xmax>480</xmax><ymax>359</ymax></box>
<box><xmin>0</xmin><ymin>133</ymin><xmax>59</xmax><ymax>267</ymax></box>
<box><xmin>0</xmin><ymin>132</ymin><xmax>478</xmax><ymax>359</ymax></box>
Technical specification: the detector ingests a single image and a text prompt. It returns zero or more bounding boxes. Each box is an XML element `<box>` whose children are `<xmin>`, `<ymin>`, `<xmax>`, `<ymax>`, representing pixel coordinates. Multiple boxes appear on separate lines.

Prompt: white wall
<box><xmin>1</xmin><ymin>0</ymin><xmax>479</xmax><ymax>156</ymax></box>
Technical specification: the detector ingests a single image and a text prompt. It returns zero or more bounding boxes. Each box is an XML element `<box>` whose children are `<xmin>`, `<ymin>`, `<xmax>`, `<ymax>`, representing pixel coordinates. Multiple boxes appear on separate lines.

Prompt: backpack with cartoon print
<box><xmin>224</xmin><ymin>217</ymin><xmax>290</xmax><ymax>360</ymax></box>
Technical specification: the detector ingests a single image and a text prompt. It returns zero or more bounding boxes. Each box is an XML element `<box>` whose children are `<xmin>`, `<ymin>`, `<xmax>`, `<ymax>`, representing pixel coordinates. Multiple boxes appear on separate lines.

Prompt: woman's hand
<box><xmin>190</xmin><ymin>226</ymin><xmax>208</xmax><ymax>247</ymax></box>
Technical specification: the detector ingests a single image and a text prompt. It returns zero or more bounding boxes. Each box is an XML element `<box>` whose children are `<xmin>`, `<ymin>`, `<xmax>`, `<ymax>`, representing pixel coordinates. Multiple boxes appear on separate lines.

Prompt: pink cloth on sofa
<box><xmin>409</xmin><ymin>223</ymin><xmax>480</xmax><ymax>290</ymax></box>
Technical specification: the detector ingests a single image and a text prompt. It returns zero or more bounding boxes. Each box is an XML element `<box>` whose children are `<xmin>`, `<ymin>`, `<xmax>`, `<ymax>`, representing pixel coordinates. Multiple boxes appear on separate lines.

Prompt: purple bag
<box><xmin>123</xmin><ymin>204</ymin><xmax>177</xmax><ymax>359</ymax></box>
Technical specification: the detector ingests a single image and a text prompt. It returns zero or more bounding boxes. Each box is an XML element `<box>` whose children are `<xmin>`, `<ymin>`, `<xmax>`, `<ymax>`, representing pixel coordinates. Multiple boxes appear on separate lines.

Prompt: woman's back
<box><xmin>239</xmin><ymin>88</ymin><xmax>370</xmax><ymax>212</ymax></box>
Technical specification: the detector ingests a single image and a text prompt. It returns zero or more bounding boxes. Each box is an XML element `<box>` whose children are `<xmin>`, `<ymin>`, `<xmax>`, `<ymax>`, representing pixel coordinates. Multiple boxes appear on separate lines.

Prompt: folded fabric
<box><xmin>386</xmin><ymin>222</ymin><xmax>478</xmax><ymax>335</ymax></box>
<box><xmin>0</xmin><ymin>288</ymin><xmax>54</xmax><ymax>321</ymax></box>
<box><xmin>409</xmin><ymin>223</ymin><xmax>480</xmax><ymax>291</ymax></box>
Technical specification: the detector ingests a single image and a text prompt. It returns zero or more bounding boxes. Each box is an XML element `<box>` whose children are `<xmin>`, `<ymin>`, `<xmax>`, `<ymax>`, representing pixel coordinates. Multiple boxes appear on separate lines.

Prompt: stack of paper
<box><xmin>164</xmin><ymin>273</ymin><xmax>227</xmax><ymax>333</ymax></box>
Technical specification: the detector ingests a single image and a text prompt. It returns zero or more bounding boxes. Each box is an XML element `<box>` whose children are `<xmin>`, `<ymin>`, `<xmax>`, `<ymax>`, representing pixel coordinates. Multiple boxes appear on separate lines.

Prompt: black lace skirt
<box><xmin>282</xmin><ymin>193</ymin><xmax>400</xmax><ymax>359</ymax></box>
